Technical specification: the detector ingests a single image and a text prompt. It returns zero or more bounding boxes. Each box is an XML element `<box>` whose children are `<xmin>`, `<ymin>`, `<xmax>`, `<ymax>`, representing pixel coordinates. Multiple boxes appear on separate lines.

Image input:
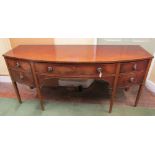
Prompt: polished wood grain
<box><xmin>118</xmin><ymin>71</ymin><xmax>145</xmax><ymax>87</ymax></box>
<box><xmin>120</xmin><ymin>60</ymin><xmax>148</xmax><ymax>73</ymax></box>
<box><xmin>34</xmin><ymin>63</ymin><xmax>116</xmax><ymax>78</ymax></box>
<box><xmin>10</xmin><ymin>69</ymin><xmax>35</xmax><ymax>87</ymax></box>
<box><xmin>3</xmin><ymin>45</ymin><xmax>154</xmax><ymax>113</ymax></box>
<box><xmin>109</xmin><ymin>63</ymin><xmax>121</xmax><ymax>113</ymax></box>
<box><xmin>6</xmin><ymin>58</ymin><xmax>31</xmax><ymax>72</ymax></box>
<box><xmin>30</xmin><ymin>62</ymin><xmax>45</xmax><ymax>110</ymax></box>
<box><xmin>4</xmin><ymin>57</ymin><xmax>22</xmax><ymax>104</ymax></box>
<box><xmin>4</xmin><ymin>45</ymin><xmax>153</xmax><ymax>62</ymax></box>
<box><xmin>134</xmin><ymin>59</ymin><xmax>152</xmax><ymax>107</ymax></box>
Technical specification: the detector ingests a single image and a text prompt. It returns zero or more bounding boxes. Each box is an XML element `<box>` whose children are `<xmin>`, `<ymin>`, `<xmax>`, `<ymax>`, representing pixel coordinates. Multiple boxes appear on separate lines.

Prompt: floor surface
<box><xmin>0</xmin><ymin>80</ymin><xmax>155</xmax><ymax>116</ymax></box>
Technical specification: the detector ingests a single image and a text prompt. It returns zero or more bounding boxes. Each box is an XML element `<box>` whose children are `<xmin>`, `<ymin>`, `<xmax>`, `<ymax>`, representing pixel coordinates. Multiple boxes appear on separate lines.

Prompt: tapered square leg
<box><xmin>134</xmin><ymin>84</ymin><xmax>143</xmax><ymax>107</ymax></box>
<box><xmin>12</xmin><ymin>81</ymin><xmax>22</xmax><ymax>104</ymax></box>
<box><xmin>37</xmin><ymin>87</ymin><xmax>45</xmax><ymax>111</ymax></box>
<box><xmin>109</xmin><ymin>96</ymin><xmax>114</xmax><ymax>113</ymax></box>
<box><xmin>30</xmin><ymin>62</ymin><xmax>45</xmax><ymax>111</ymax></box>
<box><xmin>109</xmin><ymin>63</ymin><xmax>120</xmax><ymax>113</ymax></box>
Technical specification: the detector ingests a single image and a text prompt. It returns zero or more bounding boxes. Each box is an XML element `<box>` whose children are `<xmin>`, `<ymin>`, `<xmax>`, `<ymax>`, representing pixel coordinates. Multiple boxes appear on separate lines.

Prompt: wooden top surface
<box><xmin>4</xmin><ymin>45</ymin><xmax>153</xmax><ymax>63</ymax></box>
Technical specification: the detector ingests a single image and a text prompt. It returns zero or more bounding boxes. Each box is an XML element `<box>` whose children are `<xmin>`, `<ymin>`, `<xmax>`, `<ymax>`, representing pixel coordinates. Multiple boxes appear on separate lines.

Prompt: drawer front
<box><xmin>118</xmin><ymin>72</ymin><xmax>145</xmax><ymax>87</ymax></box>
<box><xmin>6</xmin><ymin>58</ymin><xmax>31</xmax><ymax>72</ymax></box>
<box><xmin>10</xmin><ymin>70</ymin><xmax>35</xmax><ymax>86</ymax></box>
<box><xmin>120</xmin><ymin>60</ymin><xmax>148</xmax><ymax>73</ymax></box>
<box><xmin>34</xmin><ymin>63</ymin><xmax>116</xmax><ymax>78</ymax></box>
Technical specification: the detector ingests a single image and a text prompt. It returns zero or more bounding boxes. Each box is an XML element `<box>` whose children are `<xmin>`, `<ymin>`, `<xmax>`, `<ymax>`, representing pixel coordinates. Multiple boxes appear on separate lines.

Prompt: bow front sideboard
<box><xmin>3</xmin><ymin>45</ymin><xmax>153</xmax><ymax>113</ymax></box>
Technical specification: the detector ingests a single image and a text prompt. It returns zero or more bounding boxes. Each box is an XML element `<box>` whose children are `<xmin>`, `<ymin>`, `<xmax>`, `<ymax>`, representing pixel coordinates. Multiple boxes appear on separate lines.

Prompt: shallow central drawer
<box><xmin>34</xmin><ymin>63</ymin><xmax>116</xmax><ymax>77</ymax></box>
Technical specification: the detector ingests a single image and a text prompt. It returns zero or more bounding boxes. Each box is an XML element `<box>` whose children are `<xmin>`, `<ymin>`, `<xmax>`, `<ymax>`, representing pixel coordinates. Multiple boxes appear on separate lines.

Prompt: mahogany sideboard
<box><xmin>3</xmin><ymin>45</ymin><xmax>153</xmax><ymax>113</ymax></box>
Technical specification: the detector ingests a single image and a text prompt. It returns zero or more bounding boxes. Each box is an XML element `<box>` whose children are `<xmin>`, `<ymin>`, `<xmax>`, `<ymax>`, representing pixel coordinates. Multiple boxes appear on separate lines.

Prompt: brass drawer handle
<box><xmin>129</xmin><ymin>77</ymin><xmax>135</xmax><ymax>83</ymax></box>
<box><xmin>16</xmin><ymin>62</ymin><xmax>20</xmax><ymax>68</ymax></box>
<box><xmin>97</xmin><ymin>67</ymin><xmax>103</xmax><ymax>78</ymax></box>
<box><xmin>133</xmin><ymin>64</ymin><xmax>137</xmax><ymax>71</ymax></box>
<box><xmin>47</xmin><ymin>66</ymin><xmax>53</xmax><ymax>72</ymax></box>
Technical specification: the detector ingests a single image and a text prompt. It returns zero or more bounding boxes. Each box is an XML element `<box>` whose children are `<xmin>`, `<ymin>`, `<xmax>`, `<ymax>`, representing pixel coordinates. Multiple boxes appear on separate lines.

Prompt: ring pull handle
<box><xmin>129</xmin><ymin>77</ymin><xmax>135</xmax><ymax>83</ymax></box>
<box><xmin>16</xmin><ymin>62</ymin><xmax>20</xmax><ymax>68</ymax></box>
<box><xmin>97</xmin><ymin>67</ymin><xmax>103</xmax><ymax>78</ymax></box>
<box><xmin>47</xmin><ymin>66</ymin><xmax>53</xmax><ymax>72</ymax></box>
<box><xmin>133</xmin><ymin>64</ymin><xmax>137</xmax><ymax>71</ymax></box>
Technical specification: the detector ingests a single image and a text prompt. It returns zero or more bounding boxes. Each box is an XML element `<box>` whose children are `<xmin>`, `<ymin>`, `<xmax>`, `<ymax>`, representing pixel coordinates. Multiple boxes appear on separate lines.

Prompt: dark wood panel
<box><xmin>10</xmin><ymin>69</ymin><xmax>35</xmax><ymax>87</ymax></box>
<box><xmin>3</xmin><ymin>45</ymin><xmax>153</xmax><ymax>113</ymax></box>
<box><xmin>3</xmin><ymin>45</ymin><xmax>153</xmax><ymax>62</ymax></box>
<box><xmin>6</xmin><ymin>58</ymin><xmax>31</xmax><ymax>72</ymax></box>
<box><xmin>120</xmin><ymin>60</ymin><xmax>148</xmax><ymax>73</ymax></box>
<box><xmin>118</xmin><ymin>71</ymin><xmax>145</xmax><ymax>87</ymax></box>
<box><xmin>34</xmin><ymin>63</ymin><xmax>116</xmax><ymax>78</ymax></box>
